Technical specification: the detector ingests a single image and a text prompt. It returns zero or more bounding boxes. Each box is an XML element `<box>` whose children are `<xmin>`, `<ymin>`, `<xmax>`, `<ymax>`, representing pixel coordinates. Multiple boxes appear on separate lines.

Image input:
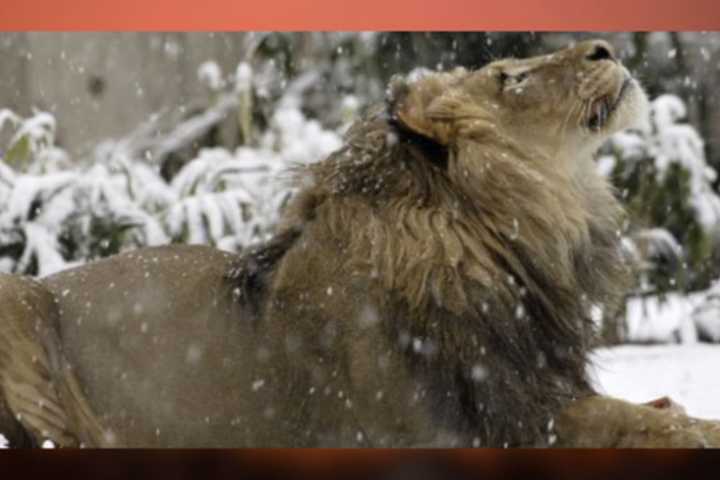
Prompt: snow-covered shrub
<box><xmin>692</xmin><ymin>282</ymin><xmax>720</xmax><ymax>343</ymax></box>
<box><xmin>624</xmin><ymin>293</ymin><xmax>698</xmax><ymax>344</ymax></box>
<box><xmin>0</xmin><ymin>108</ymin><xmax>70</xmax><ymax>173</ymax></box>
<box><xmin>0</xmin><ymin>139</ymin><xmax>171</xmax><ymax>276</ymax></box>
<box><xmin>596</xmin><ymin>94</ymin><xmax>720</xmax><ymax>344</ymax></box>
<box><xmin>1</xmin><ymin>110</ymin><xmax>82</xmax><ymax>275</ymax></box>
<box><xmin>165</xmin><ymin>147</ymin><xmax>283</xmax><ymax>249</ymax></box>
<box><xmin>0</xmin><ymin>61</ymin><xmax>343</xmax><ymax>277</ymax></box>
<box><xmin>603</xmin><ymin>94</ymin><xmax>720</xmax><ymax>294</ymax></box>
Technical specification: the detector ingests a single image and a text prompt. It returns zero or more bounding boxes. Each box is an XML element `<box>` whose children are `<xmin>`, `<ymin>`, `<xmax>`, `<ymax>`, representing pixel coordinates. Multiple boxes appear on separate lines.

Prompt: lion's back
<box><xmin>40</xmin><ymin>244</ymin><xmax>278</xmax><ymax>446</ymax></box>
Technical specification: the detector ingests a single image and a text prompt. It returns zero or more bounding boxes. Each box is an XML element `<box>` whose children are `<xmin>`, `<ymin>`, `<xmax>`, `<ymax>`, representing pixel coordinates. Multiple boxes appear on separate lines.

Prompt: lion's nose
<box><xmin>584</xmin><ymin>40</ymin><xmax>616</xmax><ymax>63</ymax></box>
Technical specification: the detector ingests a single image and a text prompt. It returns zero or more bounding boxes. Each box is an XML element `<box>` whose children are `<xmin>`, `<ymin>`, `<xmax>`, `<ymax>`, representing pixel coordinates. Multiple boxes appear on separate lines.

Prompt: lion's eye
<box><xmin>500</xmin><ymin>71</ymin><xmax>529</xmax><ymax>88</ymax></box>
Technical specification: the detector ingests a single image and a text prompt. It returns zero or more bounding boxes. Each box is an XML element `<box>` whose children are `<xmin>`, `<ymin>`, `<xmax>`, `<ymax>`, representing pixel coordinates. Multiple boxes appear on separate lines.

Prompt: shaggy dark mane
<box><xmin>228</xmin><ymin>86</ymin><xmax>628</xmax><ymax>445</ymax></box>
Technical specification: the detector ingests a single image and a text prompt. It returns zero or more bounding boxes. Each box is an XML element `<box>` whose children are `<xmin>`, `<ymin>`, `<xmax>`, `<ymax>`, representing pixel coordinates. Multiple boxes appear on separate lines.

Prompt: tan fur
<box><xmin>555</xmin><ymin>396</ymin><xmax>720</xmax><ymax>447</ymax></box>
<box><xmin>250</xmin><ymin>40</ymin><xmax>646</xmax><ymax>446</ymax></box>
<box><xmin>1</xmin><ymin>40</ymin><xmax>718</xmax><ymax>447</ymax></box>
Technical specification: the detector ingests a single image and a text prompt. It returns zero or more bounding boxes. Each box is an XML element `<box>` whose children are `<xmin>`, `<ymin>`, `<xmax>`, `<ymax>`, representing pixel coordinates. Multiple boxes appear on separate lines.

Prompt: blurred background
<box><xmin>1</xmin><ymin>32</ymin><xmax>720</xmax><ymax>419</ymax></box>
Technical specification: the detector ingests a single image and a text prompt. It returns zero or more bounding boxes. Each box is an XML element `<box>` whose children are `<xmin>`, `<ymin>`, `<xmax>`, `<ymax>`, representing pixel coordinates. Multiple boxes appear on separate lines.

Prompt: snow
<box><xmin>651</xmin><ymin>94</ymin><xmax>720</xmax><ymax>231</ymax></box>
<box><xmin>592</xmin><ymin>344</ymin><xmax>720</xmax><ymax>420</ymax></box>
<box><xmin>596</xmin><ymin>155</ymin><xmax>616</xmax><ymax>178</ymax></box>
<box><xmin>622</xmin><ymin>280</ymin><xmax>720</xmax><ymax>346</ymax></box>
<box><xmin>692</xmin><ymin>280</ymin><xmax>720</xmax><ymax>342</ymax></box>
<box><xmin>197</xmin><ymin>61</ymin><xmax>225</xmax><ymax>91</ymax></box>
<box><xmin>234</xmin><ymin>63</ymin><xmax>253</xmax><ymax>93</ymax></box>
<box><xmin>694</xmin><ymin>304</ymin><xmax>720</xmax><ymax>342</ymax></box>
<box><xmin>0</xmin><ymin>108</ymin><xmax>21</xmax><ymax>131</ymax></box>
<box><xmin>625</xmin><ymin>294</ymin><xmax>698</xmax><ymax>344</ymax></box>
<box><xmin>9</xmin><ymin>110</ymin><xmax>56</xmax><ymax>153</ymax></box>
<box><xmin>19</xmin><ymin>222</ymin><xmax>72</xmax><ymax>276</ymax></box>
<box><xmin>633</xmin><ymin>228</ymin><xmax>683</xmax><ymax>260</ymax></box>
<box><xmin>608</xmin><ymin>130</ymin><xmax>647</xmax><ymax>161</ymax></box>
<box><xmin>3</xmin><ymin>172</ymin><xmax>75</xmax><ymax>222</ymax></box>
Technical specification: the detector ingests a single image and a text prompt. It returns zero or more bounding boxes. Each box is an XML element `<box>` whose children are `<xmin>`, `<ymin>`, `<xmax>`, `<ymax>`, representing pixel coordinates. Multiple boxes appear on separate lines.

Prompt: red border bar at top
<box><xmin>0</xmin><ymin>0</ymin><xmax>719</xmax><ymax>31</ymax></box>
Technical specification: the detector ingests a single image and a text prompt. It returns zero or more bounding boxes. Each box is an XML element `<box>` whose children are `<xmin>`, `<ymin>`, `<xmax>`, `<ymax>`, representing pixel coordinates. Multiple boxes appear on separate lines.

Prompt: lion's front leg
<box><xmin>554</xmin><ymin>395</ymin><xmax>720</xmax><ymax>448</ymax></box>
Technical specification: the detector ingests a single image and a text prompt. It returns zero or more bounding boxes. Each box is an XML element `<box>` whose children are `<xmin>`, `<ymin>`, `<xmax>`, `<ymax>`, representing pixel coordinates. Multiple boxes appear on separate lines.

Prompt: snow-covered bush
<box><xmin>624</xmin><ymin>293</ymin><xmax>698</xmax><ymax>344</ymax></box>
<box><xmin>692</xmin><ymin>281</ymin><xmax>720</xmax><ymax>343</ymax></box>
<box><xmin>598</xmin><ymin>94</ymin><xmax>720</xmax><ymax>344</ymax></box>
<box><xmin>0</xmin><ymin>61</ymin><xmax>343</xmax><ymax>277</ymax></box>
<box><xmin>603</xmin><ymin>94</ymin><xmax>720</xmax><ymax>294</ymax></box>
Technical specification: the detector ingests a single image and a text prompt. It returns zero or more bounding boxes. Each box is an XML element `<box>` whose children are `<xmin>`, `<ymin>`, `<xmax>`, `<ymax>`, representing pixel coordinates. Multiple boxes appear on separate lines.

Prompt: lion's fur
<box><xmin>237</xmin><ymin>101</ymin><xmax>627</xmax><ymax>446</ymax></box>
<box><xmin>233</xmin><ymin>41</ymin><xmax>639</xmax><ymax>445</ymax></box>
<box><xmin>6</xmin><ymin>40</ymin><xmax>719</xmax><ymax>448</ymax></box>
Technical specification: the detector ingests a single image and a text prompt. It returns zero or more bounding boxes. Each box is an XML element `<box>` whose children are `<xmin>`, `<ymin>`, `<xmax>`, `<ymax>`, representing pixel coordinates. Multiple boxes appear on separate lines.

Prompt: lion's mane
<box><xmin>235</xmin><ymin>77</ymin><xmax>629</xmax><ymax>446</ymax></box>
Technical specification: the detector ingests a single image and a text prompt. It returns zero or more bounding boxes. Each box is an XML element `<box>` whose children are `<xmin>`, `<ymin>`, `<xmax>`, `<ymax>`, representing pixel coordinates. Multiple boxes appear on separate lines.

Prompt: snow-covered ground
<box><xmin>591</xmin><ymin>344</ymin><xmax>720</xmax><ymax>420</ymax></box>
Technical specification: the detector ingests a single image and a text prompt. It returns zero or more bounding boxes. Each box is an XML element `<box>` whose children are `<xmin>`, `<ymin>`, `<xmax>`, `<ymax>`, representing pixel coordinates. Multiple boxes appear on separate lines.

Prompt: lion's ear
<box><xmin>387</xmin><ymin>68</ymin><xmax>466</xmax><ymax>146</ymax></box>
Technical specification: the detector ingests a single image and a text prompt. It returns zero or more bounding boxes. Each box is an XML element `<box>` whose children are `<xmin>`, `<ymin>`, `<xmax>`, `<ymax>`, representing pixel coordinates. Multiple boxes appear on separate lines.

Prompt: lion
<box><xmin>1</xmin><ymin>39</ymin><xmax>719</xmax><ymax>447</ymax></box>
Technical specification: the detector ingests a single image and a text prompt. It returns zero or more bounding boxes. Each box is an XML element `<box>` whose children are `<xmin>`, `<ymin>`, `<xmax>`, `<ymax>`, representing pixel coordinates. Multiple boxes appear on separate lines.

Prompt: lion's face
<box><xmin>392</xmin><ymin>39</ymin><xmax>649</xmax><ymax>162</ymax></box>
<box><xmin>473</xmin><ymin>40</ymin><xmax>647</xmax><ymax>150</ymax></box>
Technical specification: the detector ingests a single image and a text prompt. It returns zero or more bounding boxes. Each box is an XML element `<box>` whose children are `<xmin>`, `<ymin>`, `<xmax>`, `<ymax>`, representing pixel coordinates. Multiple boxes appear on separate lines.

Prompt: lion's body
<box><xmin>250</xmin><ymin>108</ymin><xmax>625</xmax><ymax>447</ymax></box>
<box><xmin>42</xmin><ymin>246</ymin><xmax>261</xmax><ymax>447</ymax></box>
<box><xmin>2</xmin><ymin>40</ymin><xmax>719</xmax><ymax>447</ymax></box>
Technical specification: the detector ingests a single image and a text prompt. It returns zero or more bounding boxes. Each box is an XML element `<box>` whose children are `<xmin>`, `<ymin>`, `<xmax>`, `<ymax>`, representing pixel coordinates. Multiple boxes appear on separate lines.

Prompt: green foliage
<box><xmin>2</xmin><ymin>135</ymin><xmax>29</xmax><ymax>169</ymax></box>
<box><xmin>612</xmin><ymin>160</ymin><xmax>698</xmax><ymax>291</ymax></box>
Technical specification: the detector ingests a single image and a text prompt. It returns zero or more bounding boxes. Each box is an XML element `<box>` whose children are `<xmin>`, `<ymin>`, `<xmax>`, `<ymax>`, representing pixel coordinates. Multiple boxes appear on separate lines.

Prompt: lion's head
<box><xmin>389</xmin><ymin>39</ymin><xmax>648</xmax><ymax>171</ymax></box>
<box><xmin>297</xmin><ymin>40</ymin><xmax>647</xmax><ymax>317</ymax></box>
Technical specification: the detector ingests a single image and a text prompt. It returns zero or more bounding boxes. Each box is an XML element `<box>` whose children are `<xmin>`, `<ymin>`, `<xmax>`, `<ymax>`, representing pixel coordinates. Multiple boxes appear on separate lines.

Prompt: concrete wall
<box><xmin>0</xmin><ymin>32</ymin><xmax>255</xmax><ymax>156</ymax></box>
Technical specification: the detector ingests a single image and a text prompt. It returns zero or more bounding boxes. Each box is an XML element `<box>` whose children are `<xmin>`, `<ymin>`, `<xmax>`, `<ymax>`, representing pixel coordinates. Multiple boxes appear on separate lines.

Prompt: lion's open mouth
<box><xmin>588</xmin><ymin>77</ymin><xmax>633</xmax><ymax>132</ymax></box>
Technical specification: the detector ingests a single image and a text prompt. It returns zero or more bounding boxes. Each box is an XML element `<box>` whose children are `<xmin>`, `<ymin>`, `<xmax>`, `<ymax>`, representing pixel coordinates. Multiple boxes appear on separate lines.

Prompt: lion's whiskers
<box><xmin>578</xmin><ymin>99</ymin><xmax>594</xmax><ymax>135</ymax></box>
<box><xmin>553</xmin><ymin>98</ymin><xmax>584</xmax><ymax>157</ymax></box>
